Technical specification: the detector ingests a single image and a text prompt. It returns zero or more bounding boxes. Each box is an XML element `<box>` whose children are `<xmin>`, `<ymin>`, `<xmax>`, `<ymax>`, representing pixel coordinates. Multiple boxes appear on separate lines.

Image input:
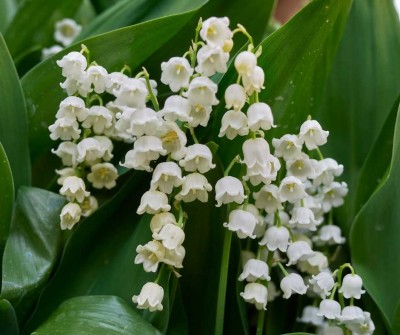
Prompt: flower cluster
<box><xmin>42</xmin><ymin>18</ymin><xmax>82</xmax><ymax>60</ymax></box>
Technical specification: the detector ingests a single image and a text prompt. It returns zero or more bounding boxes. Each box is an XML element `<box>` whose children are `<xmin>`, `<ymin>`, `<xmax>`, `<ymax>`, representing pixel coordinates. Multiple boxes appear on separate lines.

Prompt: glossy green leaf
<box><xmin>316</xmin><ymin>0</ymin><xmax>400</xmax><ymax>228</ymax></box>
<box><xmin>0</xmin><ymin>144</ymin><xmax>14</xmax><ymax>268</ymax></box>
<box><xmin>4</xmin><ymin>0</ymin><xmax>82</xmax><ymax>59</ymax></box>
<box><xmin>0</xmin><ymin>34</ymin><xmax>31</xmax><ymax>190</ymax></box>
<box><xmin>91</xmin><ymin>0</ymin><xmax>121</xmax><ymax>13</ymax></box>
<box><xmin>22</xmin><ymin>6</ymin><xmax>206</xmax><ymax>166</ymax></box>
<box><xmin>1</xmin><ymin>187</ymin><xmax>65</xmax><ymax>322</ymax></box>
<box><xmin>0</xmin><ymin>299</ymin><xmax>19</xmax><ymax>335</ymax></box>
<box><xmin>350</xmin><ymin>101</ymin><xmax>400</xmax><ymax>331</ymax></box>
<box><xmin>32</xmin><ymin>295</ymin><xmax>161</xmax><ymax>335</ymax></box>
<box><xmin>78</xmin><ymin>0</ymin><xmax>207</xmax><ymax>39</ymax></box>
<box><xmin>212</xmin><ymin>0</ymin><xmax>352</xmax><ymax>164</ymax></box>
<box><xmin>0</xmin><ymin>0</ymin><xmax>17</xmax><ymax>33</ymax></box>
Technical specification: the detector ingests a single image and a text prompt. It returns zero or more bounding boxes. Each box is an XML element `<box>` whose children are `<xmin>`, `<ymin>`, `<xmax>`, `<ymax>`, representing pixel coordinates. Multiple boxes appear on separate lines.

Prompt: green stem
<box><xmin>141</xmin><ymin>67</ymin><xmax>159</xmax><ymax>111</ymax></box>
<box><xmin>215</xmin><ymin>228</ymin><xmax>233</xmax><ymax>335</ymax></box>
<box><xmin>120</xmin><ymin>64</ymin><xmax>132</xmax><ymax>76</ymax></box>
<box><xmin>277</xmin><ymin>261</ymin><xmax>289</xmax><ymax>276</ymax></box>
<box><xmin>315</xmin><ymin>147</ymin><xmax>324</xmax><ymax>160</ymax></box>
<box><xmin>224</xmin><ymin>155</ymin><xmax>240</xmax><ymax>176</ymax></box>
<box><xmin>189</xmin><ymin>126</ymin><xmax>199</xmax><ymax>144</ymax></box>
<box><xmin>256</xmin><ymin>309</ymin><xmax>265</xmax><ymax>335</ymax></box>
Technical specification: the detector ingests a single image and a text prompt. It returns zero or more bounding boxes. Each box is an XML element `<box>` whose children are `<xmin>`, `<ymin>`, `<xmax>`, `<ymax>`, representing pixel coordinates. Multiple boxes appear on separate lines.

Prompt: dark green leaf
<box><xmin>0</xmin><ymin>299</ymin><xmax>19</xmax><ymax>335</ymax></box>
<box><xmin>78</xmin><ymin>0</ymin><xmax>207</xmax><ymax>40</ymax></box>
<box><xmin>0</xmin><ymin>34</ymin><xmax>31</xmax><ymax>190</ymax></box>
<box><xmin>0</xmin><ymin>0</ymin><xmax>17</xmax><ymax>33</ymax></box>
<box><xmin>90</xmin><ymin>0</ymin><xmax>121</xmax><ymax>13</ymax></box>
<box><xmin>4</xmin><ymin>0</ymin><xmax>82</xmax><ymax>59</ymax></box>
<box><xmin>0</xmin><ymin>144</ymin><xmax>14</xmax><ymax>269</ymax></box>
<box><xmin>1</xmin><ymin>187</ymin><xmax>65</xmax><ymax>322</ymax></box>
<box><xmin>32</xmin><ymin>295</ymin><xmax>161</xmax><ymax>335</ymax></box>
<box><xmin>350</xmin><ymin>101</ymin><xmax>400</xmax><ymax>332</ymax></box>
<box><xmin>22</xmin><ymin>6</ymin><xmax>206</xmax><ymax>168</ymax></box>
<box><xmin>316</xmin><ymin>0</ymin><xmax>400</xmax><ymax>229</ymax></box>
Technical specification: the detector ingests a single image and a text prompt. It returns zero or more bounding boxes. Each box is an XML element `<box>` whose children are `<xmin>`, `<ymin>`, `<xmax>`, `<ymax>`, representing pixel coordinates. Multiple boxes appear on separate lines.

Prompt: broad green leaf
<box><xmin>0</xmin><ymin>0</ymin><xmax>17</xmax><ymax>33</ymax></box>
<box><xmin>282</xmin><ymin>333</ymin><xmax>314</xmax><ymax>335</ymax></box>
<box><xmin>22</xmin><ymin>172</ymin><xmax>154</xmax><ymax>333</ymax></box>
<box><xmin>0</xmin><ymin>34</ymin><xmax>31</xmax><ymax>190</ymax></box>
<box><xmin>1</xmin><ymin>187</ymin><xmax>65</xmax><ymax>322</ymax></box>
<box><xmin>350</xmin><ymin>101</ymin><xmax>400</xmax><ymax>332</ymax></box>
<box><xmin>32</xmin><ymin>295</ymin><xmax>161</xmax><ymax>335</ymax></box>
<box><xmin>0</xmin><ymin>299</ymin><xmax>19</xmax><ymax>335</ymax></box>
<box><xmin>22</xmin><ymin>6</ymin><xmax>206</xmax><ymax>167</ymax></box>
<box><xmin>78</xmin><ymin>0</ymin><xmax>207</xmax><ymax>39</ymax></box>
<box><xmin>354</xmin><ymin>96</ymin><xmax>400</xmax><ymax>213</ymax></box>
<box><xmin>90</xmin><ymin>0</ymin><xmax>121</xmax><ymax>13</ymax></box>
<box><xmin>212</xmin><ymin>0</ymin><xmax>352</xmax><ymax>164</ymax></box>
<box><xmin>4</xmin><ymin>0</ymin><xmax>82</xmax><ymax>59</ymax></box>
<box><xmin>316</xmin><ymin>0</ymin><xmax>400</xmax><ymax>229</ymax></box>
<box><xmin>0</xmin><ymin>144</ymin><xmax>14</xmax><ymax>269</ymax></box>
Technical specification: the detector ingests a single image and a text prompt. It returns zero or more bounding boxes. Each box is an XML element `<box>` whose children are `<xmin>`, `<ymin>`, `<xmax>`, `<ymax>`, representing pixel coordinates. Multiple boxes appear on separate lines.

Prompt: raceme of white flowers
<box><xmin>49</xmin><ymin>16</ymin><xmax>374</xmax><ymax>334</ymax></box>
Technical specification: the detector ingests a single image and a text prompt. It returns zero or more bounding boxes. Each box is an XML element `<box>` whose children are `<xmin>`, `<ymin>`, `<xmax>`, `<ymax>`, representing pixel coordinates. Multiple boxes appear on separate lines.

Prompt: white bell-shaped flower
<box><xmin>161</xmin><ymin>57</ymin><xmax>193</xmax><ymax>92</ymax></box>
<box><xmin>224</xmin><ymin>84</ymin><xmax>246</xmax><ymax>111</ymax></box>
<box><xmin>184</xmin><ymin>76</ymin><xmax>219</xmax><ymax>106</ymax></box>
<box><xmin>299</xmin><ymin>119</ymin><xmax>329</xmax><ymax>150</ymax></box>
<box><xmin>280</xmin><ymin>273</ymin><xmax>308</xmax><ymax>299</ymax></box>
<box><xmin>223</xmin><ymin>209</ymin><xmax>257</xmax><ymax>239</ymax></box>
<box><xmin>153</xmin><ymin>223</ymin><xmax>185</xmax><ymax>250</ymax></box>
<box><xmin>346</xmin><ymin>312</ymin><xmax>375</xmax><ymax>335</ymax></box>
<box><xmin>298</xmin><ymin>252</ymin><xmax>329</xmax><ymax>275</ymax></box>
<box><xmin>56</xmin><ymin>51</ymin><xmax>87</xmax><ymax>80</ymax></box>
<box><xmin>242</xmin><ymin>66</ymin><xmax>265</xmax><ymax>94</ymax></box>
<box><xmin>150</xmin><ymin>162</ymin><xmax>185</xmax><ymax>194</ymax></box>
<box><xmin>215</xmin><ymin>176</ymin><xmax>246</xmax><ymax>207</ymax></box>
<box><xmin>150</xmin><ymin>212</ymin><xmax>177</xmax><ymax>234</ymax></box>
<box><xmin>135</xmin><ymin>240</ymin><xmax>165</xmax><ymax>272</ymax></box>
<box><xmin>318</xmin><ymin>299</ymin><xmax>341</xmax><ymax>320</ymax></box>
<box><xmin>272</xmin><ymin>134</ymin><xmax>303</xmax><ymax>161</ymax></box>
<box><xmin>279</xmin><ymin>176</ymin><xmax>307</xmax><ymax>203</ymax></box>
<box><xmin>309</xmin><ymin>271</ymin><xmax>335</xmax><ymax>298</ymax></box>
<box><xmin>51</xmin><ymin>141</ymin><xmax>78</xmax><ymax>167</ymax></box>
<box><xmin>179</xmin><ymin>144</ymin><xmax>215</xmax><ymax>173</ymax></box>
<box><xmin>218</xmin><ymin>110</ymin><xmax>249</xmax><ymax>140</ymax></box>
<box><xmin>286</xmin><ymin>153</ymin><xmax>317</xmax><ymax>181</ymax></box>
<box><xmin>60</xmin><ymin>202</ymin><xmax>82</xmax><ymax>230</ymax></box>
<box><xmin>87</xmin><ymin>163</ymin><xmax>118</xmax><ymax>189</ymax></box>
<box><xmin>175</xmin><ymin>173</ymin><xmax>212</xmax><ymax>203</ymax></box>
<box><xmin>239</xmin><ymin>259</ymin><xmax>271</xmax><ymax>282</ymax></box>
<box><xmin>137</xmin><ymin>190</ymin><xmax>171</xmax><ymax>215</ymax></box>
<box><xmin>322</xmin><ymin>181</ymin><xmax>348</xmax><ymax>212</ymax></box>
<box><xmin>339</xmin><ymin>274</ymin><xmax>365</xmax><ymax>299</ymax></box>
<box><xmin>106</xmin><ymin>72</ymin><xmax>129</xmax><ymax>94</ymax></box>
<box><xmin>60</xmin><ymin>75</ymin><xmax>92</xmax><ymax>97</ymax></box>
<box><xmin>76</xmin><ymin>137</ymin><xmax>106</xmax><ymax>165</ymax></box>
<box><xmin>195</xmin><ymin>45</ymin><xmax>229</xmax><ymax>76</ymax></box>
<box><xmin>55</xmin><ymin>168</ymin><xmax>75</xmax><ymax>185</ymax></box>
<box><xmin>247</xmin><ymin>102</ymin><xmax>275</xmax><ymax>131</ymax></box>
<box><xmin>200</xmin><ymin>17</ymin><xmax>232</xmax><ymax>47</ymax></box>
<box><xmin>80</xmin><ymin>195</ymin><xmax>98</xmax><ymax>217</ymax></box>
<box><xmin>113</xmin><ymin>78</ymin><xmax>148</xmax><ymax>108</ymax></box>
<box><xmin>234</xmin><ymin>51</ymin><xmax>257</xmax><ymax>77</ymax></box>
<box><xmin>60</xmin><ymin>176</ymin><xmax>89</xmax><ymax>203</ymax></box>
<box><xmin>132</xmin><ymin>282</ymin><xmax>164</xmax><ymax>311</ymax></box>
<box><xmin>313</xmin><ymin>158</ymin><xmax>344</xmax><ymax>186</ymax></box>
<box><xmin>121</xmin><ymin>136</ymin><xmax>167</xmax><ymax>172</ymax></box>
<box><xmin>259</xmin><ymin>226</ymin><xmax>290</xmax><ymax>252</ymax></box>
<box><xmin>49</xmin><ymin>117</ymin><xmax>81</xmax><ymax>141</ymax></box>
<box><xmin>86</xmin><ymin>65</ymin><xmax>108</xmax><ymax>93</ymax></box>
<box><xmin>54</xmin><ymin>18</ymin><xmax>82</xmax><ymax>46</ymax></box>
<box><xmin>337</xmin><ymin>306</ymin><xmax>366</xmax><ymax>325</ymax></box>
<box><xmin>160</xmin><ymin>95</ymin><xmax>192</xmax><ymax>123</ymax></box>
<box><xmin>287</xmin><ymin>241</ymin><xmax>315</xmax><ymax>266</ymax></box>
<box><xmin>289</xmin><ymin>206</ymin><xmax>321</xmax><ymax>231</ymax></box>
<box><xmin>253</xmin><ymin>184</ymin><xmax>283</xmax><ymax>214</ymax></box>
<box><xmin>94</xmin><ymin>136</ymin><xmax>113</xmax><ymax>161</ymax></box>
<box><xmin>163</xmin><ymin>245</ymin><xmax>186</xmax><ymax>268</ymax></box>
<box><xmin>42</xmin><ymin>45</ymin><xmax>63</xmax><ymax>60</ymax></box>
<box><xmin>188</xmin><ymin>103</ymin><xmax>212</xmax><ymax>127</ymax></box>
<box><xmin>81</xmin><ymin>106</ymin><xmax>114</xmax><ymax>134</ymax></box>
<box><xmin>56</xmin><ymin>96</ymin><xmax>88</xmax><ymax>121</ymax></box>
<box><xmin>243</xmin><ymin>204</ymin><xmax>266</xmax><ymax>238</ymax></box>
<box><xmin>313</xmin><ymin>225</ymin><xmax>346</xmax><ymax>245</ymax></box>
<box><xmin>240</xmin><ymin>282</ymin><xmax>268</xmax><ymax>310</ymax></box>
<box><xmin>298</xmin><ymin>306</ymin><xmax>324</xmax><ymax>326</ymax></box>
<box><xmin>158</xmin><ymin>122</ymin><xmax>187</xmax><ymax>160</ymax></box>
<box><xmin>116</xmin><ymin>107</ymin><xmax>159</xmax><ymax>138</ymax></box>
